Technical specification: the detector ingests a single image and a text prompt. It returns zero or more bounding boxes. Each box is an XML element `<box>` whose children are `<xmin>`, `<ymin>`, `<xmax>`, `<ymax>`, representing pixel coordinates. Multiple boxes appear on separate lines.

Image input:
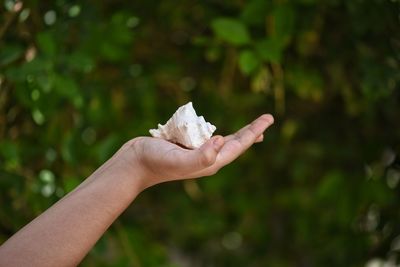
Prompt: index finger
<box><xmin>218</xmin><ymin>114</ymin><xmax>274</xmax><ymax>164</ymax></box>
<box><xmin>187</xmin><ymin>114</ymin><xmax>274</xmax><ymax>177</ymax></box>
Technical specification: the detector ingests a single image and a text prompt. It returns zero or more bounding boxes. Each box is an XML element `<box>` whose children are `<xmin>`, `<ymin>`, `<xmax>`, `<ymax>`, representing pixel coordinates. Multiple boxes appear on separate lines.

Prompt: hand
<box><xmin>0</xmin><ymin>114</ymin><xmax>273</xmax><ymax>267</ymax></box>
<box><xmin>124</xmin><ymin>114</ymin><xmax>274</xmax><ymax>190</ymax></box>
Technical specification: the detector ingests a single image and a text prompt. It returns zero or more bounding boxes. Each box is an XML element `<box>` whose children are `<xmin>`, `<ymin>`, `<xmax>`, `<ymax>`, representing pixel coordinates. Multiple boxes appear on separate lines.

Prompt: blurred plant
<box><xmin>1</xmin><ymin>0</ymin><xmax>399</xmax><ymax>266</ymax></box>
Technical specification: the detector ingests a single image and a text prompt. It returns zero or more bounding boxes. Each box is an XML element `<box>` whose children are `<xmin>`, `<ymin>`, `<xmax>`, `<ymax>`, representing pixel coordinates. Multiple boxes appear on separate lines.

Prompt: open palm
<box><xmin>132</xmin><ymin>114</ymin><xmax>274</xmax><ymax>188</ymax></box>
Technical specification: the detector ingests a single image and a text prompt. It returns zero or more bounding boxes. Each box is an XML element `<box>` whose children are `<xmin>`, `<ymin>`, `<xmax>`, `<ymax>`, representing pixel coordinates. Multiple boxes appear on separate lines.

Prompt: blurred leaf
<box><xmin>255</xmin><ymin>38</ymin><xmax>283</xmax><ymax>63</ymax></box>
<box><xmin>0</xmin><ymin>141</ymin><xmax>20</xmax><ymax>171</ymax></box>
<box><xmin>317</xmin><ymin>171</ymin><xmax>343</xmax><ymax>201</ymax></box>
<box><xmin>5</xmin><ymin>57</ymin><xmax>52</xmax><ymax>82</ymax></box>
<box><xmin>272</xmin><ymin>4</ymin><xmax>295</xmax><ymax>48</ymax></box>
<box><xmin>61</xmin><ymin>133</ymin><xmax>75</xmax><ymax>163</ymax></box>
<box><xmin>239</xmin><ymin>50</ymin><xmax>260</xmax><ymax>75</ymax></box>
<box><xmin>53</xmin><ymin>74</ymin><xmax>83</xmax><ymax>107</ymax></box>
<box><xmin>36</xmin><ymin>31</ymin><xmax>57</xmax><ymax>56</ymax></box>
<box><xmin>0</xmin><ymin>44</ymin><xmax>24</xmax><ymax>66</ymax></box>
<box><xmin>66</xmin><ymin>52</ymin><xmax>95</xmax><ymax>73</ymax></box>
<box><xmin>63</xmin><ymin>177</ymin><xmax>81</xmax><ymax>193</ymax></box>
<box><xmin>251</xmin><ymin>66</ymin><xmax>271</xmax><ymax>93</ymax></box>
<box><xmin>211</xmin><ymin>18</ymin><xmax>251</xmax><ymax>45</ymax></box>
<box><xmin>286</xmin><ymin>66</ymin><xmax>323</xmax><ymax>101</ymax></box>
<box><xmin>1</xmin><ymin>1</ymin><xmax>400</xmax><ymax>266</ymax></box>
<box><xmin>96</xmin><ymin>135</ymin><xmax>121</xmax><ymax>164</ymax></box>
<box><xmin>241</xmin><ymin>0</ymin><xmax>271</xmax><ymax>25</ymax></box>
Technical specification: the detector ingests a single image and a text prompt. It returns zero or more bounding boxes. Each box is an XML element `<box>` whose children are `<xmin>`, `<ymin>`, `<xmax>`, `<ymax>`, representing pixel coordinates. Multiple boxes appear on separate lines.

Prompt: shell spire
<box><xmin>149</xmin><ymin>102</ymin><xmax>217</xmax><ymax>149</ymax></box>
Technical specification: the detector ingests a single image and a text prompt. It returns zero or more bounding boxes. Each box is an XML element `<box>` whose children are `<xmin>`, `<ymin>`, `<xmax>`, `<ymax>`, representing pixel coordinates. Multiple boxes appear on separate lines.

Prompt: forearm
<box><xmin>0</xmin><ymin>114</ymin><xmax>273</xmax><ymax>267</ymax></box>
<box><xmin>0</xmin><ymin>146</ymin><xmax>142</xmax><ymax>267</ymax></box>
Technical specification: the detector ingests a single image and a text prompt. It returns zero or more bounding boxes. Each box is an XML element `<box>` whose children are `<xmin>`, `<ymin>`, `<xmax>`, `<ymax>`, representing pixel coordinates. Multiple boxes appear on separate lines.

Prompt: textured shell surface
<box><xmin>149</xmin><ymin>102</ymin><xmax>216</xmax><ymax>149</ymax></box>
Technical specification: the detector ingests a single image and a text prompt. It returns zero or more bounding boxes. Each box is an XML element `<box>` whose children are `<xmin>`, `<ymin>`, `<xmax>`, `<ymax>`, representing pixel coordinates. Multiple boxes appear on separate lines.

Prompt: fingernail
<box><xmin>261</xmin><ymin>114</ymin><xmax>274</xmax><ymax>125</ymax></box>
<box><xmin>213</xmin><ymin>137</ymin><xmax>224</xmax><ymax>150</ymax></box>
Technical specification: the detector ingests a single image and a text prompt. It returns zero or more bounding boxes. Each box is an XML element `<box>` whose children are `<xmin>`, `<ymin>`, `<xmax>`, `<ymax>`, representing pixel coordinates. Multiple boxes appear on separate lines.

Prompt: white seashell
<box><xmin>149</xmin><ymin>102</ymin><xmax>217</xmax><ymax>149</ymax></box>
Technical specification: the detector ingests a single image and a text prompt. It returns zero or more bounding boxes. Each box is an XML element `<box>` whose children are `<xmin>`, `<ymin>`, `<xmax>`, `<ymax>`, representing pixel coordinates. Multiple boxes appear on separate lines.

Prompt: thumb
<box><xmin>179</xmin><ymin>135</ymin><xmax>224</xmax><ymax>173</ymax></box>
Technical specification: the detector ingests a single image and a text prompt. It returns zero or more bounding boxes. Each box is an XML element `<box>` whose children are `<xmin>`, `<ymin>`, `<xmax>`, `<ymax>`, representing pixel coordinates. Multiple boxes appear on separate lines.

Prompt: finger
<box><xmin>187</xmin><ymin>114</ymin><xmax>273</xmax><ymax>178</ymax></box>
<box><xmin>212</xmin><ymin>114</ymin><xmax>273</xmax><ymax>164</ymax></box>
<box><xmin>224</xmin><ymin>115</ymin><xmax>273</xmax><ymax>143</ymax></box>
<box><xmin>233</xmin><ymin>114</ymin><xmax>273</xmax><ymax>148</ymax></box>
<box><xmin>173</xmin><ymin>135</ymin><xmax>225</xmax><ymax>174</ymax></box>
<box><xmin>223</xmin><ymin>126</ymin><xmax>250</xmax><ymax>143</ymax></box>
<box><xmin>255</xmin><ymin>134</ymin><xmax>264</xmax><ymax>143</ymax></box>
<box><xmin>226</xmin><ymin>130</ymin><xmax>263</xmax><ymax>143</ymax></box>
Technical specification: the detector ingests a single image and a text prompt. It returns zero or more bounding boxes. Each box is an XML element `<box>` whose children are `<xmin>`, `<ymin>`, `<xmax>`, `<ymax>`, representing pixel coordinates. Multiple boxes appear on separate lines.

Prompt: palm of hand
<box><xmin>133</xmin><ymin>114</ymin><xmax>274</xmax><ymax>188</ymax></box>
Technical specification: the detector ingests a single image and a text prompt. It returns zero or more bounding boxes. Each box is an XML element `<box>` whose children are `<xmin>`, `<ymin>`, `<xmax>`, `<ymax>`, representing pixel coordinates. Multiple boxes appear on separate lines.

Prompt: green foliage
<box><xmin>239</xmin><ymin>50</ymin><xmax>260</xmax><ymax>75</ymax></box>
<box><xmin>211</xmin><ymin>18</ymin><xmax>251</xmax><ymax>45</ymax></box>
<box><xmin>1</xmin><ymin>0</ymin><xmax>400</xmax><ymax>266</ymax></box>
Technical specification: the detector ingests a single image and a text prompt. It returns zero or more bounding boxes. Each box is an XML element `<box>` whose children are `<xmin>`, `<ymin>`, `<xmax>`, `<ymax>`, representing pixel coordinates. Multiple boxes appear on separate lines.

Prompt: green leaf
<box><xmin>53</xmin><ymin>75</ymin><xmax>79</xmax><ymax>97</ymax></box>
<box><xmin>61</xmin><ymin>132</ymin><xmax>75</xmax><ymax>163</ymax></box>
<box><xmin>63</xmin><ymin>177</ymin><xmax>81</xmax><ymax>193</ymax></box>
<box><xmin>0</xmin><ymin>141</ymin><xmax>20</xmax><ymax>171</ymax></box>
<box><xmin>286</xmin><ymin>65</ymin><xmax>323</xmax><ymax>101</ymax></box>
<box><xmin>317</xmin><ymin>171</ymin><xmax>343</xmax><ymax>201</ymax></box>
<box><xmin>255</xmin><ymin>38</ymin><xmax>283</xmax><ymax>63</ymax></box>
<box><xmin>0</xmin><ymin>44</ymin><xmax>24</xmax><ymax>66</ymax></box>
<box><xmin>96</xmin><ymin>135</ymin><xmax>120</xmax><ymax>164</ymax></box>
<box><xmin>5</xmin><ymin>57</ymin><xmax>52</xmax><ymax>82</ymax></box>
<box><xmin>66</xmin><ymin>52</ymin><xmax>95</xmax><ymax>73</ymax></box>
<box><xmin>241</xmin><ymin>0</ymin><xmax>271</xmax><ymax>25</ymax></box>
<box><xmin>239</xmin><ymin>50</ymin><xmax>260</xmax><ymax>75</ymax></box>
<box><xmin>36</xmin><ymin>31</ymin><xmax>57</xmax><ymax>56</ymax></box>
<box><xmin>211</xmin><ymin>18</ymin><xmax>250</xmax><ymax>45</ymax></box>
<box><xmin>53</xmin><ymin>75</ymin><xmax>83</xmax><ymax>108</ymax></box>
<box><xmin>273</xmin><ymin>4</ymin><xmax>295</xmax><ymax>48</ymax></box>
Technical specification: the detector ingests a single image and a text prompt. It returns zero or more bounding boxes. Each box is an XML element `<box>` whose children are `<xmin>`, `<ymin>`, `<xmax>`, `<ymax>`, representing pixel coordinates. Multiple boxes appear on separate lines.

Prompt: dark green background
<box><xmin>1</xmin><ymin>0</ymin><xmax>400</xmax><ymax>266</ymax></box>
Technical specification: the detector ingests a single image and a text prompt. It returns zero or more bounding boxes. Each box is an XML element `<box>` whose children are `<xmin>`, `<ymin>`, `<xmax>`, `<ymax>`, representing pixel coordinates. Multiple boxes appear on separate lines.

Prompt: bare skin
<box><xmin>0</xmin><ymin>114</ymin><xmax>274</xmax><ymax>267</ymax></box>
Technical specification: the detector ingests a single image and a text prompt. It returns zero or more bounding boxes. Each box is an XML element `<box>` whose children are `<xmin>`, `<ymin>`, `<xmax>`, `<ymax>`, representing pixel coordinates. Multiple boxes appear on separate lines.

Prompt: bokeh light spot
<box><xmin>126</xmin><ymin>16</ymin><xmax>139</xmax><ymax>28</ymax></box>
<box><xmin>31</xmin><ymin>89</ymin><xmax>40</xmax><ymax>101</ymax></box>
<box><xmin>44</xmin><ymin>10</ymin><xmax>57</xmax><ymax>25</ymax></box>
<box><xmin>39</xmin><ymin>169</ymin><xmax>55</xmax><ymax>183</ymax></box>
<box><xmin>19</xmin><ymin>8</ymin><xmax>30</xmax><ymax>22</ymax></box>
<box><xmin>82</xmin><ymin>127</ymin><xmax>97</xmax><ymax>145</ymax></box>
<box><xmin>32</xmin><ymin>109</ymin><xmax>45</xmax><ymax>125</ymax></box>
<box><xmin>68</xmin><ymin>5</ymin><xmax>81</xmax><ymax>17</ymax></box>
<box><xmin>221</xmin><ymin>232</ymin><xmax>242</xmax><ymax>250</ymax></box>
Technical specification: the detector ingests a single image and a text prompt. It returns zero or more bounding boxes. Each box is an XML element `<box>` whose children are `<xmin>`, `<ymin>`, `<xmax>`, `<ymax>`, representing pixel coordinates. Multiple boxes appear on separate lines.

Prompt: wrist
<box><xmin>81</xmin><ymin>139</ymin><xmax>147</xmax><ymax>204</ymax></box>
<box><xmin>116</xmin><ymin>137</ymin><xmax>152</xmax><ymax>193</ymax></box>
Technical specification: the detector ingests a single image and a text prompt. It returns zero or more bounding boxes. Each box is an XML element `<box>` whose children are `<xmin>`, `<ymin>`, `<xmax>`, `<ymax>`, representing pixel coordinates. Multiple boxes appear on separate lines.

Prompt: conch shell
<box><xmin>149</xmin><ymin>102</ymin><xmax>216</xmax><ymax>149</ymax></box>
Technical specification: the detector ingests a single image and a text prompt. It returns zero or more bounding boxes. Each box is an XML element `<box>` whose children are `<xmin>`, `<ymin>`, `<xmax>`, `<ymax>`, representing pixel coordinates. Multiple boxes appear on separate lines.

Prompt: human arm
<box><xmin>0</xmin><ymin>114</ymin><xmax>274</xmax><ymax>267</ymax></box>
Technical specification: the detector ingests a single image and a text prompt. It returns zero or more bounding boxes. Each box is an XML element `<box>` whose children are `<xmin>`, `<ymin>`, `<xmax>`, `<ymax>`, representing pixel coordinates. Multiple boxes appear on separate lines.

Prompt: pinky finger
<box><xmin>255</xmin><ymin>134</ymin><xmax>264</xmax><ymax>143</ymax></box>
